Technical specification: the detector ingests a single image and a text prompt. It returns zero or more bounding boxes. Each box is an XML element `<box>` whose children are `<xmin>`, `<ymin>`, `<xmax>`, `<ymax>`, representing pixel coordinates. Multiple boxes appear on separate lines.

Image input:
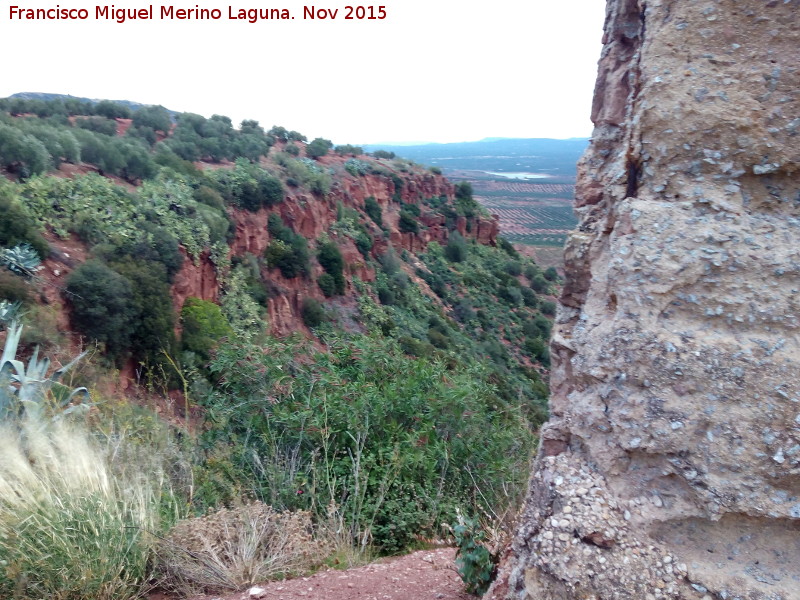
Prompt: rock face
<box><xmin>505</xmin><ymin>1</ymin><xmax>800</xmax><ymax>599</ymax></box>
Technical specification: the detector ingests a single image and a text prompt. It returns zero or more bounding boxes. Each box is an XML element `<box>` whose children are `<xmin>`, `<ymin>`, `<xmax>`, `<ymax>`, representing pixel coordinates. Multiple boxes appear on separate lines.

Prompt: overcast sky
<box><xmin>0</xmin><ymin>0</ymin><xmax>606</xmax><ymax>144</ymax></box>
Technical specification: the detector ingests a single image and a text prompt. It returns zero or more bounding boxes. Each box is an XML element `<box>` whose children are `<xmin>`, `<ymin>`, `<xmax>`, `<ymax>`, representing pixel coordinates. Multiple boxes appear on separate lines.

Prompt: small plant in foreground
<box><xmin>0</xmin><ymin>419</ymin><xmax>168</xmax><ymax>600</ymax></box>
<box><xmin>453</xmin><ymin>513</ymin><xmax>497</xmax><ymax>596</ymax></box>
<box><xmin>157</xmin><ymin>502</ymin><xmax>329</xmax><ymax>593</ymax></box>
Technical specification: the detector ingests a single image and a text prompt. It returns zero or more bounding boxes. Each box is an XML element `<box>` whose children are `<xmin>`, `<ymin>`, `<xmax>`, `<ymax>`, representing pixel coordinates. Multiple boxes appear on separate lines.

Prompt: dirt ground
<box><xmin>165</xmin><ymin>547</ymin><xmax>472</xmax><ymax>600</ymax></box>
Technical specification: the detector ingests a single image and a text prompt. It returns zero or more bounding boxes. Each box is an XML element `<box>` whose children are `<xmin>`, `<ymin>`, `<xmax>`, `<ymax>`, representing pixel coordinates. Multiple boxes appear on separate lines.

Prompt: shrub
<box><xmin>285</xmin><ymin>142</ymin><xmax>300</xmax><ymax>156</ymax></box>
<box><xmin>301</xmin><ymin>297</ymin><xmax>325</xmax><ymax>327</ymax></box>
<box><xmin>371</xmin><ymin>150</ymin><xmax>395</xmax><ymax>159</ymax></box>
<box><xmin>157</xmin><ymin>503</ymin><xmax>327</xmax><ymax>593</ymax></box>
<box><xmin>544</xmin><ymin>266</ymin><xmax>560</xmax><ymax>281</ymax></box>
<box><xmin>540</xmin><ymin>300</ymin><xmax>557</xmax><ymax>316</ymax></box>
<box><xmin>265</xmin><ymin>215</ymin><xmax>309</xmax><ymax>278</ymax></box>
<box><xmin>453</xmin><ymin>515</ymin><xmax>496</xmax><ymax>596</ymax></box>
<box><xmin>306</xmin><ymin>137</ymin><xmax>332</xmax><ymax>159</ymax></box>
<box><xmin>398</xmin><ymin>210</ymin><xmax>419</xmax><ymax>234</ymax></box>
<box><xmin>0</xmin><ymin>419</ymin><xmax>169</xmax><ymax>600</ymax></box>
<box><xmin>0</xmin><ymin>268</ymin><xmax>32</xmax><ymax>304</ymax></box>
<box><xmin>66</xmin><ymin>260</ymin><xmax>136</xmax><ymax>362</ymax></box>
<box><xmin>530</xmin><ymin>274</ymin><xmax>550</xmax><ymax>294</ymax></box>
<box><xmin>364</xmin><ymin>196</ymin><xmax>383</xmax><ymax>226</ymax></box>
<box><xmin>181</xmin><ymin>297</ymin><xmax>233</xmax><ymax>362</ymax></box>
<box><xmin>445</xmin><ymin>232</ymin><xmax>468</xmax><ymax>263</ymax></box>
<box><xmin>317</xmin><ymin>273</ymin><xmax>336</xmax><ymax>297</ymax></box>
<box><xmin>317</xmin><ymin>240</ymin><xmax>345</xmax><ymax>295</ymax></box>
<box><xmin>497</xmin><ymin>237</ymin><xmax>519</xmax><ymax>258</ymax></box>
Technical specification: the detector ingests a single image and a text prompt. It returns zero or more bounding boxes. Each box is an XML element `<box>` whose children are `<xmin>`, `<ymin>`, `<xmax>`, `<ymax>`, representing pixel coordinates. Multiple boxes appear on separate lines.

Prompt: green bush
<box><xmin>181</xmin><ymin>297</ymin><xmax>233</xmax><ymax>362</ymax></box>
<box><xmin>300</xmin><ymin>297</ymin><xmax>325</xmax><ymax>327</ymax></box>
<box><xmin>0</xmin><ymin>268</ymin><xmax>32</xmax><ymax>304</ymax></box>
<box><xmin>445</xmin><ymin>232</ymin><xmax>468</xmax><ymax>263</ymax></box>
<box><xmin>453</xmin><ymin>515</ymin><xmax>496</xmax><ymax>596</ymax></box>
<box><xmin>398</xmin><ymin>210</ymin><xmax>419</xmax><ymax>234</ymax></box>
<box><xmin>265</xmin><ymin>215</ymin><xmax>310</xmax><ymax>278</ymax></box>
<box><xmin>306</xmin><ymin>137</ymin><xmax>332</xmax><ymax>159</ymax></box>
<box><xmin>197</xmin><ymin>335</ymin><xmax>533</xmax><ymax>554</ymax></box>
<box><xmin>364</xmin><ymin>196</ymin><xmax>383</xmax><ymax>226</ymax></box>
<box><xmin>540</xmin><ymin>300</ymin><xmax>557</xmax><ymax>316</ymax></box>
<box><xmin>317</xmin><ymin>273</ymin><xmax>336</xmax><ymax>297</ymax></box>
<box><xmin>317</xmin><ymin>240</ymin><xmax>345</xmax><ymax>295</ymax></box>
<box><xmin>0</xmin><ymin>187</ymin><xmax>49</xmax><ymax>257</ymax></box>
<box><xmin>66</xmin><ymin>260</ymin><xmax>136</xmax><ymax>363</ymax></box>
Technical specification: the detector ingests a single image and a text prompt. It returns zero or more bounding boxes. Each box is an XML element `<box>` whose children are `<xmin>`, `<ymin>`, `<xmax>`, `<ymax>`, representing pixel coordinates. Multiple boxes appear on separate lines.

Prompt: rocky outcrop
<box><xmin>504</xmin><ymin>1</ymin><xmax>800</xmax><ymax>599</ymax></box>
<box><xmin>175</xmin><ymin>166</ymin><xmax>496</xmax><ymax>338</ymax></box>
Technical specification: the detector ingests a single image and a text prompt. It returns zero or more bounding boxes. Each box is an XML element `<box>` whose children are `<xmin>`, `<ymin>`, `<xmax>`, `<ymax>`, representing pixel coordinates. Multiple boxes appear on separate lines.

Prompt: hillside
<box><xmin>0</xmin><ymin>95</ymin><xmax>559</xmax><ymax>598</ymax></box>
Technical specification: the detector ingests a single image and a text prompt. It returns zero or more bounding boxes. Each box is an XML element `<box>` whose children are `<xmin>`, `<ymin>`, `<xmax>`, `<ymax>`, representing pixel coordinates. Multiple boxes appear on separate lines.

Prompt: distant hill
<box><xmin>9</xmin><ymin>92</ymin><xmax>177</xmax><ymax>117</ymax></box>
<box><xmin>364</xmin><ymin>138</ymin><xmax>588</xmax><ymax>178</ymax></box>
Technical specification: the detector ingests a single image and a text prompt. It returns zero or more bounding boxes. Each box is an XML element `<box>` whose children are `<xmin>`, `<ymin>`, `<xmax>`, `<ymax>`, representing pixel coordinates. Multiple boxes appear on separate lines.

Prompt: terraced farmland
<box><xmin>460</xmin><ymin>177</ymin><xmax>577</xmax><ymax>248</ymax></box>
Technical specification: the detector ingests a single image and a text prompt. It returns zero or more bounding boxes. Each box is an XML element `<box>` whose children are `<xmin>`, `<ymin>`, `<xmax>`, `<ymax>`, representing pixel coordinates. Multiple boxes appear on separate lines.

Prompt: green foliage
<box><xmin>285</xmin><ymin>142</ymin><xmax>300</xmax><ymax>156</ymax></box>
<box><xmin>540</xmin><ymin>300</ymin><xmax>557</xmax><ymax>316</ymax></box>
<box><xmin>0</xmin><ymin>269</ymin><xmax>32</xmax><ymax>305</ymax></box>
<box><xmin>75</xmin><ymin>116</ymin><xmax>118</xmax><ymax>136</ymax></box>
<box><xmin>132</xmin><ymin>104</ymin><xmax>171</xmax><ymax>133</ymax></box>
<box><xmin>220</xmin><ymin>266</ymin><xmax>265</xmax><ymax>342</ymax></box>
<box><xmin>453</xmin><ymin>515</ymin><xmax>496</xmax><ymax>596</ymax></box>
<box><xmin>300</xmin><ymin>297</ymin><xmax>326</xmax><ymax>327</ymax></box>
<box><xmin>180</xmin><ymin>297</ymin><xmax>233</xmax><ymax>362</ymax></box>
<box><xmin>544</xmin><ymin>266</ymin><xmax>560</xmax><ymax>281</ymax></box>
<box><xmin>212</xmin><ymin>160</ymin><xmax>284</xmax><ymax>211</ymax></box>
<box><xmin>265</xmin><ymin>215</ymin><xmax>309</xmax><ymax>279</ymax></box>
<box><xmin>317</xmin><ymin>240</ymin><xmax>345</xmax><ymax>295</ymax></box>
<box><xmin>497</xmin><ymin>236</ymin><xmax>519</xmax><ymax>258</ymax></box>
<box><xmin>530</xmin><ymin>274</ymin><xmax>550</xmax><ymax>294</ymax></box>
<box><xmin>364</xmin><ymin>196</ymin><xmax>383</xmax><ymax>227</ymax></box>
<box><xmin>371</xmin><ymin>150</ymin><xmax>395</xmax><ymax>159</ymax></box>
<box><xmin>344</xmin><ymin>158</ymin><xmax>370</xmax><ymax>176</ymax></box>
<box><xmin>0</xmin><ymin>122</ymin><xmax>50</xmax><ymax>177</ymax></box>
<box><xmin>0</xmin><ymin>419</ymin><xmax>170</xmax><ymax>600</ymax></box>
<box><xmin>110</xmin><ymin>258</ymin><xmax>176</xmax><ymax>368</ymax></box>
<box><xmin>66</xmin><ymin>260</ymin><xmax>137</xmax><ymax>363</ymax></box>
<box><xmin>306</xmin><ymin>137</ymin><xmax>333</xmax><ymax>159</ymax></box>
<box><xmin>317</xmin><ymin>273</ymin><xmax>336</xmax><ymax>298</ymax></box>
<box><xmin>445</xmin><ymin>232</ymin><xmax>468</xmax><ymax>263</ymax></box>
<box><xmin>273</xmin><ymin>152</ymin><xmax>332</xmax><ymax>195</ymax></box>
<box><xmin>0</xmin><ymin>244</ymin><xmax>42</xmax><ymax>277</ymax></box>
<box><xmin>197</xmin><ymin>334</ymin><xmax>532</xmax><ymax>554</ymax></box>
<box><xmin>398</xmin><ymin>210</ymin><xmax>419</xmax><ymax>234</ymax></box>
<box><xmin>335</xmin><ymin>144</ymin><xmax>363</xmax><ymax>156</ymax></box>
<box><xmin>94</xmin><ymin>99</ymin><xmax>132</xmax><ymax>119</ymax></box>
<box><xmin>19</xmin><ymin>173</ymin><xmax>210</xmax><ymax>258</ymax></box>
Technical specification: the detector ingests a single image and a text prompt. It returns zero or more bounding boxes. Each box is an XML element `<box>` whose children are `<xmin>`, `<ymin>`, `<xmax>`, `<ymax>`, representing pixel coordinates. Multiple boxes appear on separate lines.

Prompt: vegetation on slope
<box><xmin>0</xmin><ymin>95</ymin><xmax>560</xmax><ymax>596</ymax></box>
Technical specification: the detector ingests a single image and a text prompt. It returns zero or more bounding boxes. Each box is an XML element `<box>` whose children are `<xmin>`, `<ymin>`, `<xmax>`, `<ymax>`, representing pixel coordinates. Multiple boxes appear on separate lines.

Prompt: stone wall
<box><xmin>503</xmin><ymin>1</ymin><xmax>800</xmax><ymax>598</ymax></box>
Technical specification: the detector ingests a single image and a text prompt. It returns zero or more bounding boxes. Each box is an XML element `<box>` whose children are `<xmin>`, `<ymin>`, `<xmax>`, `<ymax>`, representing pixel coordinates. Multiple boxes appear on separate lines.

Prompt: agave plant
<box><xmin>0</xmin><ymin>243</ymin><xmax>43</xmax><ymax>277</ymax></box>
<box><xmin>0</xmin><ymin>303</ymin><xmax>91</xmax><ymax>421</ymax></box>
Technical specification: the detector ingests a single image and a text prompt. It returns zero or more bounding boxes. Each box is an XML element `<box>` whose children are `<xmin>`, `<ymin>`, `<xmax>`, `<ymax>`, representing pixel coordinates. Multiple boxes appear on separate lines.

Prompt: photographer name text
<box><xmin>8</xmin><ymin>4</ymin><xmax>387</xmax><ymax>23</ymax></box>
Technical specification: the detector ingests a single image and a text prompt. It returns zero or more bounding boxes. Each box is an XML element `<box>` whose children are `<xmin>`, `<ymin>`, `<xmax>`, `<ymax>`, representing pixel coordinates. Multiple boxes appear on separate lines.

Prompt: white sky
<box><xmin>0</xmin><ymin>0</ymin><xmax>606</xmax><ymax>144</ymax></box>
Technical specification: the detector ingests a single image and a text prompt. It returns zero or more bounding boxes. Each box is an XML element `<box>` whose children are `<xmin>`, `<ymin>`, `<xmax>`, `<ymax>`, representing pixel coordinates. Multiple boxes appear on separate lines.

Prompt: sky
<box><xmin>0</xmin><ymin>0</ymin><xmax>607</xmax><ymax>144</ymax></box>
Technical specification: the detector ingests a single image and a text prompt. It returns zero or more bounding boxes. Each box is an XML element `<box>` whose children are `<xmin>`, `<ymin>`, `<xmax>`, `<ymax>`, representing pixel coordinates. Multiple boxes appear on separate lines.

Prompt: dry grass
<box><xmin>0</xmin><ymin>418</ymin><xmax>167</xmax><ymax>600</ymax></box>
<box><xmin>157</xmin><ymin>501</ymin><xmax>332</xmax><ymax>594</ymax></box>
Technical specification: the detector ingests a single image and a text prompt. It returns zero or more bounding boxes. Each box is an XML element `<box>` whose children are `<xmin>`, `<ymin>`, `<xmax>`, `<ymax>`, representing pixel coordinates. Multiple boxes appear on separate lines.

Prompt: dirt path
<box><xmin>178</xmin><ymin>548</ymin><xmax>472</xmax><ymax>600</ymax></box>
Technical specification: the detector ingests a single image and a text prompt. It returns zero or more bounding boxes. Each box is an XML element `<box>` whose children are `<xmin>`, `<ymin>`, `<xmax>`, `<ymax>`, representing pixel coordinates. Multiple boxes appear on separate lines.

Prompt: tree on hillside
<box><xmin>132</xmin><ymin>105</ymin><xmax>171</xmax><ymax>133</ymax></box>
<box><xmin>306</xmin><ymin>137</ymin><xmax>333</xmax><ymax>159</ymax></box>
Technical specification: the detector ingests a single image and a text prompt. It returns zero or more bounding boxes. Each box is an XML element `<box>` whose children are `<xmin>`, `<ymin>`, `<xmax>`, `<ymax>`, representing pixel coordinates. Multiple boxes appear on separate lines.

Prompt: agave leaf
<box><xmin>25</xmin><ymin>346</ymin><xmax>51</xmax><ymax>382</ymax></box>
<box><xmin>1</xmin><ymin>320</ymin><xmax>24</xmax><ymax>366</ymax></box>
<box><xmin>49</xmin><ymin>350</ymin><xmax>89</xmax><ymax>384</ymax></box>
